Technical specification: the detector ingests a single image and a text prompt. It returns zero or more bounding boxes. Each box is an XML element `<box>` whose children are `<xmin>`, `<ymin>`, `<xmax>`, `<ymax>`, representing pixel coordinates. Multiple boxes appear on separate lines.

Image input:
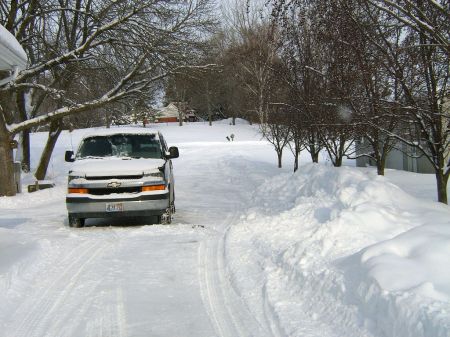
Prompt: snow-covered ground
<box><xmin>0</xmin><ymin>120</ymin><xmax>449</xmax><ymax>337</ymax></box>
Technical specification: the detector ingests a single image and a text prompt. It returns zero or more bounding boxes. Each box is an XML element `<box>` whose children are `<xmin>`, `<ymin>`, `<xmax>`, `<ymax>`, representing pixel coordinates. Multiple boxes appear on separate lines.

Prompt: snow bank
<box><xmin>225</xmin><ymin>164</ymin><xmax>450</xmax><ymax>337</ymax></box>
<box><xmin>361</xmin><ymin>225</ymin><xmax>450</xmax><ymax>300</ymax></box>
<box><xmin>354</xmin><ymin>223</ymin><xmax>450</xmax><ymax>336</ymax></box>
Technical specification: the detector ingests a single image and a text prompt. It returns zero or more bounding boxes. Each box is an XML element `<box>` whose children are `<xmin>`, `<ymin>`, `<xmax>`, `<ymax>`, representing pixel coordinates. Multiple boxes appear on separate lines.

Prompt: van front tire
<box><xmin>68</xmin><ymin>215</ymin><xmax>85</xmax><ymax>228</ymax></box>
<box><xmin>158</xmin><ymin>207</ymin><xmax>172</xmax><ymax>225</ymax></box>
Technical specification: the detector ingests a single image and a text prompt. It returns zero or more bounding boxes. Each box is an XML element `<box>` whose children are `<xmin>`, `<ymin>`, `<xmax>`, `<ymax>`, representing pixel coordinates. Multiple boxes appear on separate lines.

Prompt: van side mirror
<box><xmin>166</xmin><ymin>146</ymin><xmax>179</xmax><ymax>159</ymax></box>
<box><xmin>65</xmin><ymin>150</ymin><xmax>75</xmax><ymax>162</ymax></box>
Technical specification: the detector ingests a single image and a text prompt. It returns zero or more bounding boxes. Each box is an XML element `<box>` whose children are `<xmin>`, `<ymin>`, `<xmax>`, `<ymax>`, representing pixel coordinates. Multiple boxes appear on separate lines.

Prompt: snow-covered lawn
<box><xmin>0</xmin><ymin>120</ymin><xmax>449</xmax><ymax>337</ymax></box>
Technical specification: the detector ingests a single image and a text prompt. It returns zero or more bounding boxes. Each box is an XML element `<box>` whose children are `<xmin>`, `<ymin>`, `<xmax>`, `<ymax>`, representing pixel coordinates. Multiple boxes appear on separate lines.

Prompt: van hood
<box><xmin>68</xmin><ymin>157</ymin><xmax>166</xmax><ymax>178</ymax></box>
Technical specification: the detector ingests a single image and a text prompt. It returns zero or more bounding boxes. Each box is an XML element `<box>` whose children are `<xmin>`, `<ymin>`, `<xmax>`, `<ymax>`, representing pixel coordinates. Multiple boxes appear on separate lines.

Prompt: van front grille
<box><xmin>88</xmin><ymin>187</ymin><xmax>141</xmax><ymax>195</ymax></box>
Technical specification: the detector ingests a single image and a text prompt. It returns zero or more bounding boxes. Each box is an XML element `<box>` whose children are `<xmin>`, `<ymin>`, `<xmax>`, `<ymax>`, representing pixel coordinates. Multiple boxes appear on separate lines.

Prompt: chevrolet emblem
<box><xmin>107</xmin><ymin>181</ymin><xmax>121</xmax><ymax>188</ymax></box>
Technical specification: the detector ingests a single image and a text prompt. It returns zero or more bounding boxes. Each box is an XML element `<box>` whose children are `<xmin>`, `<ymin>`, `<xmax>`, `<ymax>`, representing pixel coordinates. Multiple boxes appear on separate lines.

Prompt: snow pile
<box><xmin>361</xmin><ymin>225</ymin><xmax>450</xmax><ymax>301</ymax></box>
<box><xmin>225</xmin><ymin>164</ymin><xmax>450</xmax><ymax>337</ymax></box>
<box><xmin>356</xmin><ymin>224</ymin><xmax>450</xmax><ymax>336</ymax></box>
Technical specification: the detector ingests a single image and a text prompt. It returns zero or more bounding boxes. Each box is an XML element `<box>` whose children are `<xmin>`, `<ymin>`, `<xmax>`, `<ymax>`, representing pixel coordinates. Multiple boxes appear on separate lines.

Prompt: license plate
<box><xmin>105</xmin><ymin>203</ymin><xmax>124</xmax><ymax>212</ymax></box>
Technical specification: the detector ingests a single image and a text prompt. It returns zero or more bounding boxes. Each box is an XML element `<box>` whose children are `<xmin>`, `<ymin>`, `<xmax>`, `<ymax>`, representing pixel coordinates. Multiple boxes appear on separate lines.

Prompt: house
<box><xmin>356</xmin><ymin>98</ymin><xmax>449</xmax><ymax>174</ymax></box>
<box><xmin>356</xmin><ymin>139</ymin><xmax>435</xmax><ymax>173</ymax></box>
<box><xmin>156</xmin><ymin>102</ymin><xmax>180</xmax><ymax>123</ymax></box>
<box><xmin>156</xmin><ymin>102</ymin><xmax>198</xmax><ymax>123</ymax></box>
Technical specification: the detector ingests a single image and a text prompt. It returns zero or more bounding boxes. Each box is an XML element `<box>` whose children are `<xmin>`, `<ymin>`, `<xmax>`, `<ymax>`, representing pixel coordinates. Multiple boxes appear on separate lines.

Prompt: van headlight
<box><xmin>144</xmin><ymin>172</ymin><xmax>164</xmax><ymax>178</ymax></box>
<box><xmin>68</xmin><ymin>175</ymin><xmax>85</xmax><ymax>183</ymax></box>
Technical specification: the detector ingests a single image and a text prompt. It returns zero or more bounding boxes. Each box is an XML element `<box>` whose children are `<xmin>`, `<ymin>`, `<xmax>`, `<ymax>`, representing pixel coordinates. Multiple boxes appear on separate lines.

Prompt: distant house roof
<box><xmin>0</xmin><ymin>24</ymin><xmax>27</xmax><ymax>71</ymax></box>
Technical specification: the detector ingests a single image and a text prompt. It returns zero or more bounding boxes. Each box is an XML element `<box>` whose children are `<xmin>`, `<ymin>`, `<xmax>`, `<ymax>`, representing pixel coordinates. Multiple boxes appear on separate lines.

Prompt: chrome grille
<box><xmin>88</xmin><ymin>187</ymin><xmax>141</xmax><ymax>195</ymax></box>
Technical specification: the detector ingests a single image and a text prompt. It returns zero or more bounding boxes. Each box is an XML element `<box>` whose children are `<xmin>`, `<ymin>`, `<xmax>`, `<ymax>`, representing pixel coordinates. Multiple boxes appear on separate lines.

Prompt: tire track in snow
<box><xmin>6</xmin><ymin>240</ymin><xmax>95</xmax><ymax>337</ymax></box>
<box><xmin>5</xmin><ymin>238</ymin><xmax>113</xmax><ymax>337</ymax></box>
<box><xmin>45</xmin><ymin>276</ymin><xmax>104</xmax><ymax>337</ymax></box>
<box><xmin>42</xmin><ymin>233</ymin><xmax>122</xmax><ymax>337</ymax></box>
<box><xmin>262</xmin><ymin>282</ymin><xmax>285</xmax><ymax>337</ymax></box>
<box><xmin>199</xmin><ymin>239</ymin><xmax>233</xmax><ymax>337</ymax></box>
<box><xmin>46</xmin><ymin>232</ymin><xmax>127</xmax><ymax>337</ymax></box>
<box><xmin>198</xmin><ymin>212</ymin><xmax>275</xmax><ymax>337</ymax></box>
<box><xmin>115</xmin><ymin>286</ymin><xmax>128</xmax><ymax>337</ymax></box>
<box><xmin>95</xmin><ymin>286</ymin><xmax>127</xmax><ymax>337</ymax></box>
<box><xmin>88</xmin><ymin>286</ymin><xmax>127</xmax><ymax>337</ymax></box>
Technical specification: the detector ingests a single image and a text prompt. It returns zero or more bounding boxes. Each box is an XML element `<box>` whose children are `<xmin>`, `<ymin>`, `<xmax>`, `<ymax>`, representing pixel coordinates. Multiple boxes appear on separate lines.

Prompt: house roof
<box><xmin>0</xmin><ymin>24</ymin><xmax>27</xmax><ymax>71</ymax></box>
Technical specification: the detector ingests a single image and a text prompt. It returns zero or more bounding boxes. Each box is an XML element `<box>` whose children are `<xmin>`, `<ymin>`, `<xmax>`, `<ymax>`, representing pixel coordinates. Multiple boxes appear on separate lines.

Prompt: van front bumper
<box><xmin>66</xmin><ymin>192</ymin><xmax>169</xmax><ymax>219</ymax></box>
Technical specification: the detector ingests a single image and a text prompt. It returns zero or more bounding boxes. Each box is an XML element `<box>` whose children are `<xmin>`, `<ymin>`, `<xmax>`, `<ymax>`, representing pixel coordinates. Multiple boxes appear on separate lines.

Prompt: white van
<box><xmin>65</xmin><ymin>128</ymin><xmax>178</xmax><ymax>227</ymax></box>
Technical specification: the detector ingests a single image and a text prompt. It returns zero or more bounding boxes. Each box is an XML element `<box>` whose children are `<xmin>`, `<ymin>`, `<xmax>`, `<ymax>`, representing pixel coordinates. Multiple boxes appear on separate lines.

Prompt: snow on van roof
<box><xmin>80</xmin><ymin>126</ymin><xmax>160</xmax><ymax>139</ymax></box>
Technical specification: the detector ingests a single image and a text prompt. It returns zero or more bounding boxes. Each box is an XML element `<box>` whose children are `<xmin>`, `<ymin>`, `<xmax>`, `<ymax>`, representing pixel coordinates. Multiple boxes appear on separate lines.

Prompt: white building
<box><xmin>157</xmin><ymin>102</ymin><xmax>180</xmax><ymax>123</ymax></box>
<box><xmin>156</xmin><ymin>102</ymin><xmax>197</xmax><ymax>123</ymax></box>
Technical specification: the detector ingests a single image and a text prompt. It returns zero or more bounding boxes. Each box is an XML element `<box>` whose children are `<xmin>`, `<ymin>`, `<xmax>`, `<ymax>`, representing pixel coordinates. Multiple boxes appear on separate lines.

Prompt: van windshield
<box><xmin>77</xmin><ymin>134</ymin><xmax>162</xmax><ymax>159</ymax></box>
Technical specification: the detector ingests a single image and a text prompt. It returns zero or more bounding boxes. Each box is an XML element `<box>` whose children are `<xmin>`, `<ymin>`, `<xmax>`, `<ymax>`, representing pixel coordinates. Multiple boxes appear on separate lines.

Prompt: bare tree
<box><xmin>272</xmin><ymin>0</ymin><xmax>329</xmax><ymax>165</ymax></box>
<box><xmin>0</xmin><ymin>0</ymin><xmax>216</xmax><ymax>196</ymax></box>
<box><xmin>262</xmin><ymin>104</ymin><xmax>292</xmax><ymax>168</ymax></box>
<box><xmin>166</xmin><ymin>60</ymin><xmax>223</xmax><ymax>125</ymax></box>
<box><xmin>287</xmin><ymin>107</ymin><xmax>306</xmax><ymax>172</ymax></box>
<box><xmin>271</xmin><ymin>0</ymin><xmax>448</xmax><ymax>203</ymax></box>
<box><xmin>222</xmin><ymin>0</ymin><xmax>281</xmax><ymax>124</ymax></box>
<box><xmin>275</xmin><ymin>0</ymin><xmax>360</xmax><ymax>167</ymax></box>
<box><xmin>355</xmin><ymin>0</ymin><xmax>450</xmax><ymax>203</ymax></box>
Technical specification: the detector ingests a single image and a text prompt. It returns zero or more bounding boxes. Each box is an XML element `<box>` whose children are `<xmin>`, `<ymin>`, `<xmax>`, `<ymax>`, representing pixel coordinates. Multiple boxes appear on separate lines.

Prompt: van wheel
<box><xmin>68</xmin><ymin>215</ymin><xmax>85</xmax><ymax>228</ymax></box>
<box><xmin>158</xmin><ymin>207</ymin><xmax>172</xmax><ymax>225</ymax></box>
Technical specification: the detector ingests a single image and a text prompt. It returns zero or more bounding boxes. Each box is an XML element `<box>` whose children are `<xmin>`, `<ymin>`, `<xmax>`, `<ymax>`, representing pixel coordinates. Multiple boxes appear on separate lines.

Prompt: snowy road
<box><xmin>6</xmin><ymin>226</ymin><xmax>221</xmax><ymax>337</ymax></box>
<box><xmin>0</xmin><ymin>133</ymin><xmax>277</xmax><ymax>337</ymax></box>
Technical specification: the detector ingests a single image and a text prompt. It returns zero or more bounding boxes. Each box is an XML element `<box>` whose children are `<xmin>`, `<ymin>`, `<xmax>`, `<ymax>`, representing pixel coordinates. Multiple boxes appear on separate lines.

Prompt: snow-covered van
<box><xmin>65</xmin><ymin>128</ymin><xmax>179</xmax><ymax>227</ymax></box>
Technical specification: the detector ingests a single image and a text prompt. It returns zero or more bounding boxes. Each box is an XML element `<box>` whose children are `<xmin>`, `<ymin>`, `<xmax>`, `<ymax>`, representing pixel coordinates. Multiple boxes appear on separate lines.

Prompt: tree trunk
<box><xmin>436</xmin><ymin>170</ymin><xmax>448</xmax><ymax>204</ymax></box>
<box><xmin>106</xmin><ymin>111</ymin><xmax>111</xmax><ymax>128</ymax></box>
<box><xmin>34</xmin><ymin>120</ymin><xmax>63</xmax><ymax>180</ymax></box>
<box><xmin>376</xmin><ymin>154</ymin><xmax>386</xmax><ymax>176</ymax></box>
<box><xmin>277</xmin><ymin>150</ymin><xmax>282</xmax><ymax>168</ymax></box>
<box><xmin>179</xmin><ymin>110</ymin><xmax>183</xmax><ymax>126</ymax></box>
<box><xmin>376</xmin><ymin>162</ymin><xmax>385</xmax><ymax>176</ymax></box>
<box><xmin>334</xmin><ymin>137</ymin><xmax>345</xmax><ymax>167</ymax></box>
<box><xmin>0</xmin><ymin>117</ymin><xmax>16</xmax><ymax>196</ymax></box>
<box><xmin>294</xmin><ymin>151</ymin><xmax>299</xmax><ymax>172</ymax></box>
<box><xmin>293</xmin><ymin>140</ymin><xmax>301</xmax><ymax>172</ymax></box>
<box><xmin>311</xmin><ymin>151</ymin><xmax>319</xmax><ymax>163</ymax></box>
<box><xmin>206</xmin><ymin>81</ymin><xmax>212</xmax><ymax>126</ymax></box>
<box><xmin>308</xmin><ymin>141</ymin><xmax>320</xmax><ymax>163</ymax></box>
<box><xmin>334</xmin><ymin>156</ymin><xmax>342</xmax><ymax>167</ymax></box>
<box><xmin>16</xmin><ymin>90</ymin><xmax>31</xmax><ymax>171</ymax></box>
<box><xmin>21</xmin><ymin>130</ymin><xmax>31</xmax><ymax>172</ymax></box>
